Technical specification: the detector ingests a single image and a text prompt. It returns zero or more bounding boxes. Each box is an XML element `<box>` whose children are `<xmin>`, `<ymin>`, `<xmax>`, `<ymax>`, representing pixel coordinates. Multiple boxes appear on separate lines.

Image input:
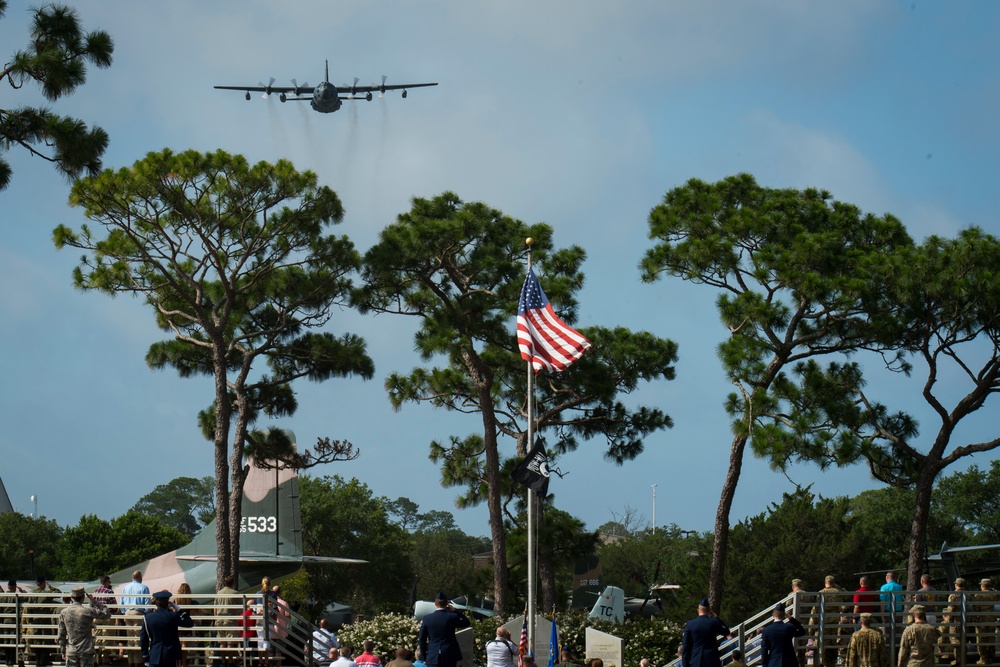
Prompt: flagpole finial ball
<box><xmin>525</xmin><ymin>237</ymin><xmax>534</xmax><ymax>247</ymax></box>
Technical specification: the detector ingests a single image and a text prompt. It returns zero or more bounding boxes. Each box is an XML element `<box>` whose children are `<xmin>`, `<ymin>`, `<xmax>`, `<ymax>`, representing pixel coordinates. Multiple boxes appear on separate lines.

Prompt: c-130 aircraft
<box><xmin>215</xmin><ymin>60</ymin><xmax>438</xmax><ymax>114</ymax></box>
<box><xmin>94</xmin><ymin>447</ymin><xmax>366</xmax><ymax>595</ymax></box>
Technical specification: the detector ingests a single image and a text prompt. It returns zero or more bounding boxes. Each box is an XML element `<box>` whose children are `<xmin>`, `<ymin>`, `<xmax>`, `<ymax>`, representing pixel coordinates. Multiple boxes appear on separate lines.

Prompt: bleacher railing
<box><xmin>667</xmin><ymin>588</ymin><xmax>993</xmax><ymax>667</ymax></box>
<box><xmin>0</xmin><ymin>592</ymin><xmax>330</xmax><ymax>667</ymax></box>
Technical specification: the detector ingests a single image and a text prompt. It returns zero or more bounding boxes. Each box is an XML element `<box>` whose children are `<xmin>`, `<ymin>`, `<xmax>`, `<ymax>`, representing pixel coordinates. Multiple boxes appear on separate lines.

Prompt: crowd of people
<box><xmin>0</xmin><ymin>572</ymin><xmax>353</xmax><ymax>667</ymax></box>
<box><xmin>680</xmin><ymin>573</ymin><xmax>1000</xmax><ymax>667</ymax></box>
<box><xmin>2</xmin><ymin>575</ymin><xmax>535</xmax><ymax>667</ymax></box>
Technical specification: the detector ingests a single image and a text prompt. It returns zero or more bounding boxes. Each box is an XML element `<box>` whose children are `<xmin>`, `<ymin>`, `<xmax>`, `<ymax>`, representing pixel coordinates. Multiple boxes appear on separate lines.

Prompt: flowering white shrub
<box><xmin>340</xmin><ymin>611</ymin><xmax>682</xmax><ymax>667</ymax></box>
<box><xmin>338</xmin><ymin>614</ymin><xmax>422</xmax><ymax>662</ymax></box>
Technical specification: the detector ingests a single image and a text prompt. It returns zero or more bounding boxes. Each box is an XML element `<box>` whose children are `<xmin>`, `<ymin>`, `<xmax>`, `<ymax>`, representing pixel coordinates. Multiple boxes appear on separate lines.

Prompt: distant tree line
<box><xmin>596</xmin><ymin>459</ymin><xmax>1000</xmax><ymax>624</ymax></box>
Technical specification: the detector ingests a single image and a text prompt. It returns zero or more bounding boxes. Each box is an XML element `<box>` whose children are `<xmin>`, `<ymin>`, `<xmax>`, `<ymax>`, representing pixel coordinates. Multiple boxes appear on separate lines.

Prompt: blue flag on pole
<box><xmin>548</xmin><ymin>612</ymin><xmax>559</xmax><ymax>667</ymax></box>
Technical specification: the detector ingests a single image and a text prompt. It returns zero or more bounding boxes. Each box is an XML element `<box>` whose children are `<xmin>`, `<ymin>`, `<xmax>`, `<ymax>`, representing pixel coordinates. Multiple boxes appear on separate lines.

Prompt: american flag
<box><xmin>517</xmin><ymin>614</ymin><xmax>529</xmax><ymax>667</ymax></box>
<box><xmin>517</xmin><ymin>268</ymin><xmax>591</xmax><ymax>373</ymax></box>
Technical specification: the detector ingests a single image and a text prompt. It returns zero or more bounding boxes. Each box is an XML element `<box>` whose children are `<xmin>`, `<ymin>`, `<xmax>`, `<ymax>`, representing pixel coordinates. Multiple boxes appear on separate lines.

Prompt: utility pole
<box><xmin>651</xmin><ymin>484</ymin><xmax>657</xmax><ymax>532</ymax></box>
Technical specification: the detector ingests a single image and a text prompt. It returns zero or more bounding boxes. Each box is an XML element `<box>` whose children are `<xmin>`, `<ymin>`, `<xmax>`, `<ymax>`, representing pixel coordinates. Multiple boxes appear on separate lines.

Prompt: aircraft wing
<box><xmin>214</xmin><ymin>85</ymin><xmax>315</xmax><ymax>94</ymax></box>
<box><xmin>345</xmin><ymin>82</ymin><xmax>438</xmax><ymax>93</ymax></box>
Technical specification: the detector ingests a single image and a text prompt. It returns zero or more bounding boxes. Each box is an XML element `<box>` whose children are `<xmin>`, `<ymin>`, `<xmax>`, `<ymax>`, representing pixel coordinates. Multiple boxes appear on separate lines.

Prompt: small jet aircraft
<box><xmin>413</xmin><ymin>594</ymin><xmax>494</xmax><ymax>621</ymax></box>
<box><xmin>214</xmin><ymin>60</ymin><xmax>438</xmax><ymax>114</ymax></box>
<box><xmin>585</xmin><ymin>584</ymin><xmax>681</xmax><ymax>623</ymax></box>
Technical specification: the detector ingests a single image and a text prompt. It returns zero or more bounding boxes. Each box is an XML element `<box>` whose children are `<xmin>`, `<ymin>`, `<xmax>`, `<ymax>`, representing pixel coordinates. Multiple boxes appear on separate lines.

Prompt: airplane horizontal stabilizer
<box><xmin>176</xmin><ymin>555</ymin><xmax>368</xmax><ymax>564</ymax></box>
<box><xmin>302</xmin><ymin>556</ymin><xmax>368</xmax><ymax>564</ymax></box>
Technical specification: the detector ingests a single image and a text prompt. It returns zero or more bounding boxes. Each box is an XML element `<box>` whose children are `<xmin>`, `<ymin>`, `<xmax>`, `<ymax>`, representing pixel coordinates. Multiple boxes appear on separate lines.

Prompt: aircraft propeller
<box><xmin>636</xmin><ymin>559</ymin><xmax>662</xmax><ymax>616</ymax></box>
<box><xmin>291</xmin><ymin>79</ymin><xmax>309</xmax><ymax>96</ymax></box>
<box><xmin>377</xmin><ymin>75</ymin><xmax>388</xmax><ymax>98</ymax></box>
<box><xmin>258</xmin><ymin>77</ymin><xmax>275</xmax><ymax>99</ymax></box>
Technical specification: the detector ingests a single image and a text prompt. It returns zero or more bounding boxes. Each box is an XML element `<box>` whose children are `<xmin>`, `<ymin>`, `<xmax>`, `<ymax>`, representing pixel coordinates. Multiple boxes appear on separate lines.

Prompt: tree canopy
<box><xmin>357</xmin><ymin>191</ymin><xmax>677</xmax><ymax>611</ymax></box>
<box><xmin>0</xmin><ymin>1</ymin><xmax>112</xmax><ymax>190</ymax></box>
<box><xmin>0</xmin><ymin>511</ymin><xmax>62</xmax><ymax>580</ymax></box>
<box><xmin>57</xmin><ymin>511</ymin><xmax>187</xmax><ymax>581</ymax></box>
<box><xmin>299</xmin><ymin>475</ymin><xmax>413</xmax><ymax>615</ymax></box>
<box><xmin>131</xmin><ymin>476</ymin><xmax>215</xmax><ymax>536</ymax></box>
<box><xmin>640</xmin><ymin>173</ymin><xmax>913</xmax><ymax>610</ymax></box>
<box><xmin>54</xmin><ymin>148</ymin><xmax>373</xmax><ymax>587</ymax></box>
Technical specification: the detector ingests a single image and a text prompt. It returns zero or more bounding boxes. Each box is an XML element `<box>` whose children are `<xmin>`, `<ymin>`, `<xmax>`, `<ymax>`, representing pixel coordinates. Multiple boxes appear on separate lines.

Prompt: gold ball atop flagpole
<box><xmin>525</xmin><ymin>237</ymin><xmax>534</xmax><ymax>247</ymax></box>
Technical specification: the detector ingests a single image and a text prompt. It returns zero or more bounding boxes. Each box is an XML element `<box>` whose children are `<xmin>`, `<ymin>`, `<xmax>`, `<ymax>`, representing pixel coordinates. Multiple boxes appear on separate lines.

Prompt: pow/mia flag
<box><xmin>511</xmin><ymin>441</ymin><xmax>550</xmax><ymax>497</ymax></box>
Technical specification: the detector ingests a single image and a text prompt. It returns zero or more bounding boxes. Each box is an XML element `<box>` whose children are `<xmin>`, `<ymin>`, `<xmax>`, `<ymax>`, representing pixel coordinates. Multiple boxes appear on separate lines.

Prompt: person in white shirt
<box><xmin>330</xmin><ymin>647</ymin><xmax>358</xmax><ymax>667</ymax></box>
<box><xmin>311</xmin><ymin>619</ymin><xmax>339</xmax><ymax>666</ymax></box>
<box><xmin>485</xmin><ymin>627</ymin><xmax>517</xmax><ymax>667</ymax></box>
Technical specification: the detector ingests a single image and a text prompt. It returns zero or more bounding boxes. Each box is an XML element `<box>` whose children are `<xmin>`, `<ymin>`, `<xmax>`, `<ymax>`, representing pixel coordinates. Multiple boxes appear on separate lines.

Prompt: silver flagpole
<box><xmin>525</xmin><ymin>237</ymin><xmax>536</xmax><ymax>655</ymax></box>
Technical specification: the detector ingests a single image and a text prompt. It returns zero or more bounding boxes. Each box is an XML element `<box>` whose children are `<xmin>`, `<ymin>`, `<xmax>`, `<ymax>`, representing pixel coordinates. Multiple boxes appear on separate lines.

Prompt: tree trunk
<box><xmin>463</xmin><ymin>347</ymin><xmax>507</xmax><ymax>613</ymax></box>
<box><xmin>907</xmin><ymin>462</ymin><xmax>938</xmax><ymax>590</ymax></box>
<box><xmin>538</xmin><ymin>505</ymin><xmax>557</xmax><ymax>612</ymax></box>
<box><xmin>213</xmin><ymin>345</ymin><xmax>233</xmax><ymax>591</ymax></box>
<box><xmin>708</xmin><ymin>433</ymin><xmax>749</xmax><ymax>613</ymax></box>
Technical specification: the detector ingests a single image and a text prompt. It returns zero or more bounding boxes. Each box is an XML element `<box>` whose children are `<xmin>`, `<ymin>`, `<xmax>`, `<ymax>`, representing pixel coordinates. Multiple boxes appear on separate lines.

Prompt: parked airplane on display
<box><xmin>215</xmin><ymin>60</ymin><xmax>438</xmax><ymax>114</ymax></box>
<box><xmin>66</xmin><ymin>439</ymin><xmax>365</xmax><ymax>596</ymax></box>
<box><xmin>101</xmin><ymin>452</ymin><xmax>365</xmax><ymax>595</ymax></box>
<box><xmin>413</xmin><ymin>595</ymin><xmax>494</xmax><ymax>621</ymax></box>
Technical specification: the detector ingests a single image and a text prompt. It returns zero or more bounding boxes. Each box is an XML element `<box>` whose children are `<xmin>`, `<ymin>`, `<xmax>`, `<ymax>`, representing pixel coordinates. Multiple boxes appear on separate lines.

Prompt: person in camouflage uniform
<box><xmin>820</xmin><ymin>575</ymin><xmax>850</xmax><ymax>667</ymax></box>
<box><xmin>2</xmin><ymin>580</ymin><xmax>26</xmax><ymax>667</ymax></box>
<box><xmin>940</xmin><ymin>578</ymin><xmax>966</xmax><ymax>666</ymax></box>
<box><xmin>974</xmin><ymin>578</ymin><xmax>999</xmax><ymax>665</ymax></box>
<box><xmin>27</xmin><ymin>576</ymin><xmax>64</xmax><ymax>667</ymax></box>
<box><xmin>58</xmin><ymin>587</ymin><xmax>112</xmax><ymax>667</ymax></box>
<box><xmin>898</xmin><ymin>606</ymin><xmax>940</xmax><ymax>667</ymax></box>
<box><xmin>847</xmin><ymin>613</ymin><xmax>886</xmax><ymax>667</ymax></box>
<box><xmin>792</xmin><ymin>579</ymin><xmax>817</xmax><ymax>667</ymax></box>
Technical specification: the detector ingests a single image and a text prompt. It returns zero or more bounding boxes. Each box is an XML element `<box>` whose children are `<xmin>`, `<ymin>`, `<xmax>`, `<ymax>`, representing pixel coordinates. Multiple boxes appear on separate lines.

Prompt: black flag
<box><xmin>511</xmin><ymin>441</ymin><xmax>550</xmax><ymax>497</ymax></box>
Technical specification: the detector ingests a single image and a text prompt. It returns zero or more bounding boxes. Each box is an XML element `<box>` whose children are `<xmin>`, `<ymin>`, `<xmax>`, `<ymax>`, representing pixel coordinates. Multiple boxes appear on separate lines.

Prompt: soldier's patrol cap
<box><xmin>791</xmin><ymin>579</ymin><xmax>803</xmax><ymax>587</ymax></box>
<box><xmin>824</xmin><ymin>575</ymin><xmax>836</xmax><ymax>583</ymax></box>
<box><xmin>71</xmin><ymin>586</ymin><xmax>85</xmax><ymax>598</ymax></box>
<box><xmin>982</xmin><ymin>578</ymin><xmax>993</xmax><ymax>586</ymax></box>
<box><xmin>910</xmin><ymin>605</ymin><xmax>925</xmax><ymax>613</ymax></box>
<box><xmin>152</xmin><ymin>590</ymin><xmax>172</xmax><ymax>600</ymax></box>
<box><xmin>859</xmin><ymin>613</ymin><xmax>873</xmax><ymax>621</ymax></box>
<box><xmin>955</xmin><ymin>578</ymin><xmax>966</xmax><ymax>586</ymax></box>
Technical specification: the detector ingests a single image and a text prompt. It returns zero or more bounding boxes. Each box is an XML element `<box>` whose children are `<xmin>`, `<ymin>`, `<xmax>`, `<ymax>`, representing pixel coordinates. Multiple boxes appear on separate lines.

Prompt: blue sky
<box><xmin>2</xmin><ymin>1</ymin><xmax>999</xmax><ymax>542</ymax></box>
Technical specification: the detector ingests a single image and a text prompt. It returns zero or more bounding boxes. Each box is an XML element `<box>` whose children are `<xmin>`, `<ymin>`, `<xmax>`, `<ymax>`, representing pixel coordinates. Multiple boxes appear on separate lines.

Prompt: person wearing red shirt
<box><xmin>356</xmin><ymin>641</ymin><xmax>383</xmax><ymax>667</ymax></box>
<box><xmin>852</xmin><ymin>576</ymin><xmax>878</xmax><ymax>624</ymax></box>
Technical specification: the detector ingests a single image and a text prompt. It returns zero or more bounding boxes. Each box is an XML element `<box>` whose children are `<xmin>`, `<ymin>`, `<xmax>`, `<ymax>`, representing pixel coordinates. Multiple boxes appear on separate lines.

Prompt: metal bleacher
<box><xmin>668</xmin><ymin>588</ymin><xmax>994</xmax><ymax>667</ymax></box>
<box><xmin>0</xmin><ymin>592</ymin><xmax>328</xmax><ymax>667</ymax></box>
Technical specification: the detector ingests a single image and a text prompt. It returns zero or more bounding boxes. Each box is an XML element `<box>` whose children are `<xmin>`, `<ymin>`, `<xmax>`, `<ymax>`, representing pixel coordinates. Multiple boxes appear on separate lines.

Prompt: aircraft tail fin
<box><xmin>588</xmin><ymin>585</ymin><xmax>625</xmax><ymax>623</ymax></box>
<box><xmin>181</xmin><ymin>436</ymin><xmax>303</xmax><ymax>560</ymax></box>
<box><xmin>324</xmin><ymin>60</ymin><xmax>330</xmax><ymax>83</ymax></box>
<box><xmin>0</xmin><ymin>475</ymin><xmax>13</xmax><ymax>514</ymax></box>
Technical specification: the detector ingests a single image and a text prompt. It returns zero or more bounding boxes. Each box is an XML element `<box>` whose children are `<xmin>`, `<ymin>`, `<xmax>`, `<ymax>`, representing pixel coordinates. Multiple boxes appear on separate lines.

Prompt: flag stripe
<box><xmin>518</xmin><ymin>614</ymin><xmax>528</xmax><ymax>667</ymax></box>
<box><xmin>516</xmin><ymin>268</ymin><xmax>591</xmax><ymax>373</ymax></box>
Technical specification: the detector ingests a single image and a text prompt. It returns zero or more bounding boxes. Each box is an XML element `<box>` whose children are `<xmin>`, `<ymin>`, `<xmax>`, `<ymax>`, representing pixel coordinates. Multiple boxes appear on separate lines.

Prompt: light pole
<box><xmin>651</xmin><ymin>484</ymin><xmax>657</xmax><ymax>532</ymax></box>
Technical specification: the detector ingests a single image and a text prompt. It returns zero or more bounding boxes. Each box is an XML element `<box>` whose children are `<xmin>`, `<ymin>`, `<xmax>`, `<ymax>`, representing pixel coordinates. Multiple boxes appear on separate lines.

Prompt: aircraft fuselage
<box><xmin>311</xmin><ymin>82</ymin><xmax>342</xmax><ymax>114</ymax></box>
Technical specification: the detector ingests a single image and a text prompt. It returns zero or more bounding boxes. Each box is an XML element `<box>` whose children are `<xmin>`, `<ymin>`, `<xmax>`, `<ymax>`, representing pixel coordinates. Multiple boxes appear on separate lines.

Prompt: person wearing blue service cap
<box><xmin>761</xmin><ymin>601</ymin><xmax>806</xmax><ymax>667</ymax></box>
<box><xmin>418</xmin><ymin>592</ymin><xmax>470</xmax><ymax>667</ymax></box>
<box><xmin>140</xmin><ymin>590</ymin><xmax>194</xmax><ymax>667</ymax></box>
<box><xmin>681</xmin><ymin>597</ymin><xmax>730</xmax><ymax>667</ymax></box>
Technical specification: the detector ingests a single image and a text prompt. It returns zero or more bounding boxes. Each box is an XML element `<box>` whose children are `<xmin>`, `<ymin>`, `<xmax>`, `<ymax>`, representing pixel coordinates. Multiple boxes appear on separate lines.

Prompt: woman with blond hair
<box><xmin>175</xmin><ymin>582</ymin><xmax>201</xmax><ymax>667</ymax></box>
